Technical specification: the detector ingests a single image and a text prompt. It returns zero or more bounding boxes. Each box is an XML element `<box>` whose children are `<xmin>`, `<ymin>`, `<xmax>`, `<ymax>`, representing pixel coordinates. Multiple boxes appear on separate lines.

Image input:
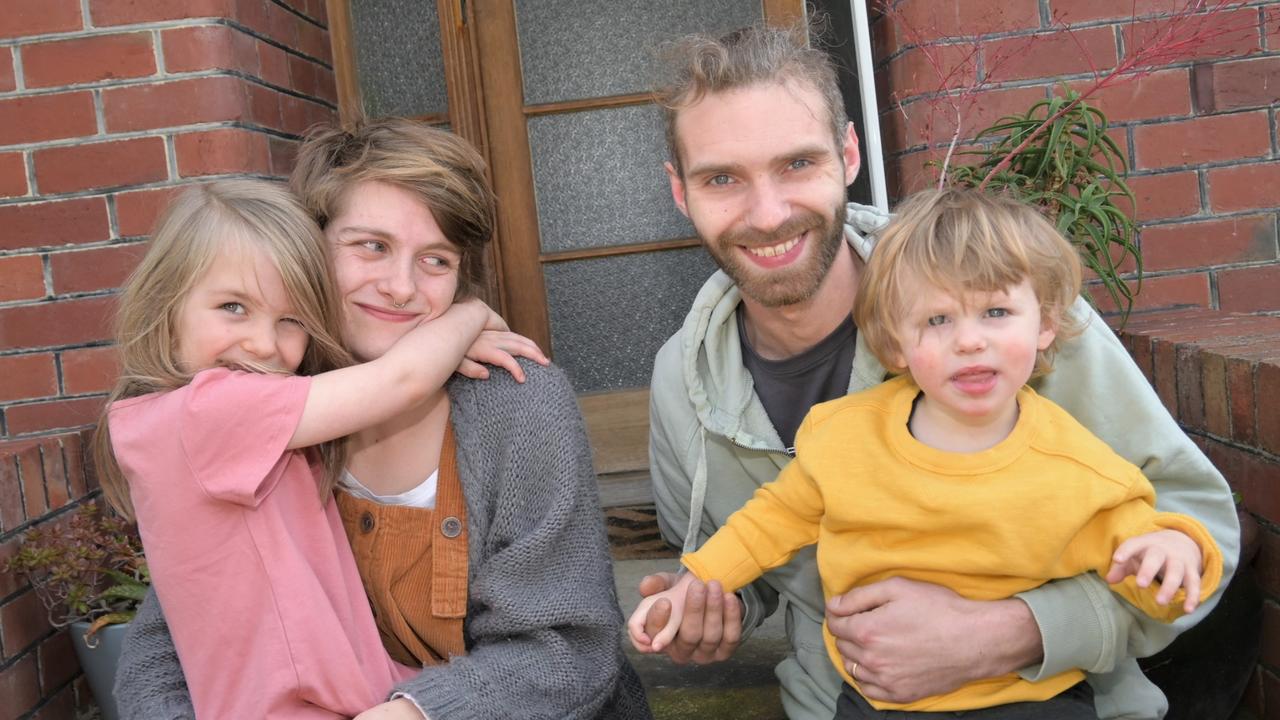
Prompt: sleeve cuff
<box><xmin>1015</xmin><ymin>574</ymin><xmax>1119</xmax><ymax>680</ymax></box>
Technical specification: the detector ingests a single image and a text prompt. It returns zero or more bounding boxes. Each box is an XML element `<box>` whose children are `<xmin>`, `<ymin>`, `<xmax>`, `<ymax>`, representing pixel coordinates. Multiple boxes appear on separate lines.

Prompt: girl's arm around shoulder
<box><xmin>289</xmin><ymin>299</ymin><xmax>493</xmax><ymax>449</ymax></box>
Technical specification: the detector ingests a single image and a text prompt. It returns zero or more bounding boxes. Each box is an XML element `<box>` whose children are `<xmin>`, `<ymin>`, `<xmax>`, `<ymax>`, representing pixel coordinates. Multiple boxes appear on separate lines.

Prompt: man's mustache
<box><xmin>720</xmin><ymin>210</ymin><xmax>826</xmax><ymax>249</ymax></box>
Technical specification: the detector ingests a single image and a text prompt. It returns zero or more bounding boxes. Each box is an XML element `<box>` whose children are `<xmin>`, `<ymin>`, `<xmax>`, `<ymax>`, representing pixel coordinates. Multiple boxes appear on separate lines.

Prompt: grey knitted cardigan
<box><xmin>113</xmin><ymin>361</ymin><xmax>651</xmax><ymax>720</ymax></box>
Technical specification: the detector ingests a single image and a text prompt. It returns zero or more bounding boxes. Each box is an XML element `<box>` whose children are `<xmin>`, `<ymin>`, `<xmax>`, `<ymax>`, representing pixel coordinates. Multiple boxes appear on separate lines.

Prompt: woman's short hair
<box><xmin>291</xmin><ymin>117</ymin><xmax>496</xmax><ymax>299</ymax></box>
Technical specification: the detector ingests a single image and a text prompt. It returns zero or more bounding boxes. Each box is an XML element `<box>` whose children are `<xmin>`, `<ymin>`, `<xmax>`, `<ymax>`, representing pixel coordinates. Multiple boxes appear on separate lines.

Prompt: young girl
<box><xmin>629</xmin><ymin>188</ymin><xmax>1225</xmax><ymax>718</ymax></box>
<box><xmin>96</xmin><ymin>179</ymin><xmax>543</xmax><ymax>719</ymax></box>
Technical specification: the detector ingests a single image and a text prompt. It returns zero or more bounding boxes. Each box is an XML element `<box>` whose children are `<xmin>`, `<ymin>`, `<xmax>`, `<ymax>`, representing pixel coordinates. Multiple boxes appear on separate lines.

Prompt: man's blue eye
<box><xmin>709</xmin><ymin>175</ymin><xmax>732</xmax><ymax>186</ymax></box>
<box><xmin>927</xmin><ymin>315</ymin><xmax>947</xmax><ymax>327</ymax></box>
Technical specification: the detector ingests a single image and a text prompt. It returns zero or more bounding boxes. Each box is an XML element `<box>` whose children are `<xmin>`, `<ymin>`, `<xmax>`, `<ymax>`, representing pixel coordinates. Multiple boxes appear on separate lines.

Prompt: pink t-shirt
<box><xmin>110</xmin><ymin>368</ymin><xmax>414</xmax><ymax>719</ymax></box>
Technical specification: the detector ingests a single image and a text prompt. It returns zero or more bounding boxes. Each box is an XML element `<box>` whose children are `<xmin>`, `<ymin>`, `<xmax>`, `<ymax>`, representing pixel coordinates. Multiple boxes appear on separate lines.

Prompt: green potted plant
<box><xmin>5</xmin><ymin>502</ymin><xmax>149</xmax><ymax>720</ymax></box>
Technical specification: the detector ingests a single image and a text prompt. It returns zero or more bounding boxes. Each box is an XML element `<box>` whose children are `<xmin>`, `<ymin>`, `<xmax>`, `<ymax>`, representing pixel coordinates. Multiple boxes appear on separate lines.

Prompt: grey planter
<box><xmin>69</xmin><ymin>620</ymin><xmax>128</xmax><ymax>720</ymax></box>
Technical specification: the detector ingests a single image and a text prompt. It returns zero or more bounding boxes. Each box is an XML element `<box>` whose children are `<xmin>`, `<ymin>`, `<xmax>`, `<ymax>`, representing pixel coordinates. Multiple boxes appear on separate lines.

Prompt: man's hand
<box><xmin>636</xmin><ymin>572</ymin><xmax>742</xmax><ymax>664</ymax></box>
<box><xmin>825</xmin><ymin>577</ymin><xmax>1042</xmax><ymax>704</ymax></box>
<box><xmin>353</xmin><ymin>698</ymin><xmax>426</xmax><ymax>719</ymax></box>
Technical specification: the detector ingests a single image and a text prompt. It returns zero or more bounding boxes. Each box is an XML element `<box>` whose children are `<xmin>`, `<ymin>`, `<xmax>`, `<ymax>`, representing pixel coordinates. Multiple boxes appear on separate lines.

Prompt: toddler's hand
<box><xmin>628</xmin><ymin>573</ymin><xmax>696</xmax><ymax>653</ymax></box>
<box><xmin>1105</xmin><ymin>529</ymin><xmax>1204</xmax><ymax>613</ymax></box>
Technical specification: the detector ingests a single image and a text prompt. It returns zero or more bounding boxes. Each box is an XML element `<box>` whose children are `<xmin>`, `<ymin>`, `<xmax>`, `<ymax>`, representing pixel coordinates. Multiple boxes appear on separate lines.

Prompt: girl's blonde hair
<box><xmin>854</xmin><ymin>188</ymin><xmax>1084</xmax><ymax>377</ymax></box>
<box><xmin>94</xmin><ymin>180</ymin><xmax>354</xmax><ymax>520</ymax></box>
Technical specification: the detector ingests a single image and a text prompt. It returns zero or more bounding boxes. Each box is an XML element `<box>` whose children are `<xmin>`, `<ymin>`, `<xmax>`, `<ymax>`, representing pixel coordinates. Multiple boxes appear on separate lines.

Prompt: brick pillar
<box><xmin>0</xmin><ymin>1</ymin><xmax>337</xmax><ymax>716</ymax></box>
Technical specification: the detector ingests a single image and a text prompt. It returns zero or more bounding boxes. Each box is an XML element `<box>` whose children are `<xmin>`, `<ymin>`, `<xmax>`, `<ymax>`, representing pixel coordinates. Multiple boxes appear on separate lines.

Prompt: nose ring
<box><xmin>393</xmin><ymin>301</ymin><xmax>407</xmax><ymax>309</ymax></box>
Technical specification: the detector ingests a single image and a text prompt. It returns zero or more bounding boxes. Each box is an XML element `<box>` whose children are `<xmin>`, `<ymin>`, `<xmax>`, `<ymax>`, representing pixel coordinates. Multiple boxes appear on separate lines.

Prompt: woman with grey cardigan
<box><xmin>112</xmin><ymin>118</ymin><xmax>651</xmax><ymax>720</ymax></box>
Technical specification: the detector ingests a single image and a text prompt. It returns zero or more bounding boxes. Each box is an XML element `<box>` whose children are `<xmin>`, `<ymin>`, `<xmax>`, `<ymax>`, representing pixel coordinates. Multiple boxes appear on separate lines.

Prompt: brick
<box><xmin>5</xmin><ymin>396</ymin><xmax>105</xmax><ymax>436</ymax></box>
<box><xmin>1233</xmin><ymin>450</ymin><xmax>1280</xmax><ymax>547</ymax></box>
<box><xmin>1133</xmin><ymin>111</ymin><xmax>1271</xmax><ymax>170</ymax></box>
<box><xmin>986</xmin><ymin>27</ymin><xmax>1118</xmax><ymax>84</ymax></box>
<box><xmin>61</xmin><ymin>346</ymin><xmax>120</xmax><ymax>395</ymax></box>
<box><xmin>22</xmin><ymin>33</ymin><xmax>156</xmax><ymax>89</ymax></box>
<box><xmin>1194</xmin><ymin>56</ymin><xmax>1280</xmax><ymax>113</ymax></box>
<box><xmin>897</xmin><ymin>0</ymin><xmax>1041</xmax><ymax>36</ymax></box>
<box><xmin>1150</xmin><ymin>339</ymin><xmax>1178</xmax><ymax>413</ymax></box>
<box><xmin>49</xmin><ymin>243</ymin><xmax>147</xmax><ymax>294</ymax></box>
<box><xmin>279</xmin><ymin>92</ymin><xmax>334</xmax><ymax>135</ymax></box>
<box><xmin>32</xmin><ymin>686</ymin><xmax>77</xmax><ymax>720</ymax></box>
<box><xmin>257</xmin><ymin>40</ymin><xmax>291</xmax><ymax>88</ymax></box>
<box><xmin>62</xmin><ymin>432</ymin><xmax>88</xmax><ymax>500</ymax></box>
<box><xmin>903</xmin><ymin>85</ymin><xmax>1045</xmax><ymax>148</ymax></box>
<box><xmin>268</xmin><ymin>136</ymin><xmax>297</xmax><ymax>177</ymax></box>
<box><xmin>1124</xmin><ymin>7</ymin><xmax>1262</xmax><ymax>63</ymax></box>
<box><xmin>1202</xmin><ymin>350</ymin><xmax>1230</xmax><ymax>436</ymax></box>
<box><xmin>103</xmin><ymin>76</ymin><xmax>253</xmax><ymax>132</ymax></box>
<box><xmin>0</xmin><ymin>590</ymin><xmax>49</xmax><ymax>659</ymax></box>
<box><xmin>1123</xmin><ymin>171</ymin><xmax>1200</xmax><ymax>222</ymax></box>
<box><xmin>1070</xmin><ymin>68</ymin><xmax>1192</xmax><ymax>124</ymax></box>
<box><xmin>1050</xmin><ymin>0</ymin><xmax>1187</xmax><ymax>24</ymax></box>
<box><xmin>260</xmin><ymin>1</ymin><xmax>300</xmax><ymax>48</ymax></box>
<box><xmin>40</xmin><ymin>439</ymin><xmax>70</xmax><ymax>511</ymax></box>
<box><xmin>90</xmin><ymin>0</ymin><xmax>234</xmax><ymax>26</ymax></box>
<box><xmin>0</xmin><ymin>152</ymin><xmax>28</xmax><ymax>198</ymax></box>
<box><xmin>1090</xmin><ymin>272</ymin><xmax>1211</xmax><ymax>313</ymax></box>
<box><xmin>174</xmin><ymin>127</ymin><xmax>271</xmax><ymax>177</ymax></box>
<box><xmin>0</xmin><ymin>296</ymin><xmax>116</xmax><ymax>348</ymax></box>
<box><xmin>38</xmin><ymin>629</ymin><xmax>78</xmax><ymax>693</ymax></box>
<box><xmin>1175</xmin><ymin>343</ymin><xmax>1205</xmax><ymax>428</ymax></box>
<box><xmin>0</xmin><ymin>0</ymin><xmax>82</xmax><ymax>40</ymax></box>
<box><xmin>246</xmin><ymin>81</ymin><xmax>283</xmax><ymax>129</ymax></box>
<box><xmin>1259</xmin><ymin>361</ymin><xmax>1280</xmax><ymax>455</ymax></box>
<box><xmin>0</xmin><ymin>654</ymin><xmax>39</xmax><ymax>720</ymax></box>
<box><xmin>0</xmin><ymin>537</ymin><xmax>19</xmax><ymax>597</ymax></box>
<box><xmin>17</xmin><ymin>445</ymin><xmax>45</xmax><ymax>519</ymax></box>
<box><xmin>1228</xmin><ymin>353</ymin><xmax>1259</xmax><ymax>443</ymax></box>
<box><xmin>161</xmin><ymin>24</ymin><xmax>257</xmax><ymax>75</ymax></box>
<box><xmin>1140</xmin><ymin>215</ymin><xmax>1275</xmax><ymax>271</ymax></box>
<box><xmin>888</xmin><ymin>45</ymin><xmax>982</xmax><ymax>104</ymax></box>
<box><xmin>295</xmin><ymin>15</ymin><xmax>330</xmax><ymax>64</ymax></box>
<box><xmin>0</xmin><ymin>48</ymin><xmax>14</xmax><ymax>93</ymax></box>
<box><xmin>1220</xmin><ymin>265</ymin><xmax>1280</xmax><ymax>313</ymax></box>
<box><xmin>115</xmin><ymin>186</ymin><xmax>182</xmax><ymax>237</ymax></box>
<box><xmin>0</xmin><ymin>354</ymin><xmax>57</xmax><ymax>404</ymax></box>
<box><xmin>0</xmin><ymin>456</ymin><xmax>22</xmax><ymax>532</ymax></box>
<box><xmin>34</xmin><ymin>136</ymin><xmax>168</xmax><ymax>194</ymax></box>
<box><xmin>0</xmin><ymin>197</ymin><xmax>109</xmax><ymax>252</ymax></box>
<box><xmin>1208</xmin><ymin>161</ymin><xmax>1280</xmax><ymax>212</ymax></box>
<box><xmin>287</xmin><ymin>53</ymin><xmax>325</xmax><ymax>100</ymax></box>
<box><xmin>0</xmin><ymin>255</ymin><xmax>45</xmax><ymax>302</ymax></box>
<box><xmin>0</xmin><ymin>93</ymin><xmax>97</xmax><ymax>145</ymax></box>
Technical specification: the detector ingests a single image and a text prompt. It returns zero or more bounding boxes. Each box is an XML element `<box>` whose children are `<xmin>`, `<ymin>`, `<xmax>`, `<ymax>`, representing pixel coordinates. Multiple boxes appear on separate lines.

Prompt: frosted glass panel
<box><xmin>514</xmin><ymin>0</ymin><xmax>762</xmax><ymax>105</ymax></box>
<box><xmin>544</xmin><ymin>248</ymin><xmax>719</xmax><ymax>392</ymax></box>
<box><xmin>528</xmin><ymin>104</ymin><xmax>693</xmax><ymax>253</ymax></box>
<box><xmin>350</xmin><ymin>0</ymin><xmax>448</xmax><ymax>117</ymax></box>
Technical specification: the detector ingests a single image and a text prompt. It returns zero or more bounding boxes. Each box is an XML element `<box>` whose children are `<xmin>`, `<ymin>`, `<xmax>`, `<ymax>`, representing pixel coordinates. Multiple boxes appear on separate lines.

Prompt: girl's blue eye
<box><xmin>220</xmin><ymin>302</ymin><xmax>245</xmax><ymax>315</ymax></box>
<box><xmin>986</xmin><ymin>308</ymin><xmax>1009</xmax><ymax>318</ymax></box>
<box><xmin>926</xmin><ymin>315</ymin><xmax>948</xmax><ymax>327</ymax></box>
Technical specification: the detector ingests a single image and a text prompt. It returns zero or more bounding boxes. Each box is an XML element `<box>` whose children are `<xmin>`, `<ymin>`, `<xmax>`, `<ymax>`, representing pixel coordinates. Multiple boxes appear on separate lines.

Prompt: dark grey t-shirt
<box><xmin>738</xmin><ymin>309</ymin><xmax>856</xmax><ymax>454</ymax></box>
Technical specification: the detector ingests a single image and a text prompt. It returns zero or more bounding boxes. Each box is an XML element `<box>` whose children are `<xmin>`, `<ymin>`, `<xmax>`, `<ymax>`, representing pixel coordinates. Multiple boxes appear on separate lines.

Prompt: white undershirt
<box><xmin>339</xmin><ymin>468</ymin><xmax>438</xmax><ymax>509</ymax></box>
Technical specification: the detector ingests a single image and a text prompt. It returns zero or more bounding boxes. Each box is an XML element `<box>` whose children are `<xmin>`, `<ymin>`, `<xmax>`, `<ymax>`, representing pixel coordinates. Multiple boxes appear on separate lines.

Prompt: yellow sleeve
<box><xmin>1065</xmin><ymin>470</ymin><xmax>1224</xmax><ymax>622</ymax></box>
<box><xmin>682</xmin><ymin>419</ymin><xmax>829</xmax><ymax>592</ymax></box>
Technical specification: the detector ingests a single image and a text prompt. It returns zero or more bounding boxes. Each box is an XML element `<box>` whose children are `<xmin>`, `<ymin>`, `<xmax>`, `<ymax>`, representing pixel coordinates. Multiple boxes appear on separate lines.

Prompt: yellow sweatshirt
<box><xmin>682</xmin><ymin>376</ymin><xmax>1223</xmax><ymax>712</ymax></box>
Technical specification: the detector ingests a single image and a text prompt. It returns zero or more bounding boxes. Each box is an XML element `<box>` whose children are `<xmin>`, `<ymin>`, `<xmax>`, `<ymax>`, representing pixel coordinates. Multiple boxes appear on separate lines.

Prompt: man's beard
<box><xmin>703</xmin><ymin>199</ymin><xmax>845</xmax><ymax>308</ymax></box>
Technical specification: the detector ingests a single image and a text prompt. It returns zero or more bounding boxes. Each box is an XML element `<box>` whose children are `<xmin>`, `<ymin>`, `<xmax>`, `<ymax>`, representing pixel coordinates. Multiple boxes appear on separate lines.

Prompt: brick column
<box><xmin>0</xmin><ymin>1</ymin><xmax>337</xmax><ymax>716</ymax></box>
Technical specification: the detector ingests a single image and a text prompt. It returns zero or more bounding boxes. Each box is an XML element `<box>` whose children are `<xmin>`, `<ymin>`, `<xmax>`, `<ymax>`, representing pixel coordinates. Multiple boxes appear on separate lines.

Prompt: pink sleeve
<box><xmin>177</xmin><ymin>368</ymin><xmax>312</xmax><ymax>507</ymax></box>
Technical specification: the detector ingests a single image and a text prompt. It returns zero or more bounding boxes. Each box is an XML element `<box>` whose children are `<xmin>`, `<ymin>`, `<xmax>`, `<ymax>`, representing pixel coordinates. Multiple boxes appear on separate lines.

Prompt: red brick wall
<box><xmin>872</xmin><ymin>0</ymin><xmax>1280</xmax><ymax>315</ymax></box>
<box><xmin>0</xmin><ymin>1</ymin><xmax>336</xmax><ymax>717</ymax></box>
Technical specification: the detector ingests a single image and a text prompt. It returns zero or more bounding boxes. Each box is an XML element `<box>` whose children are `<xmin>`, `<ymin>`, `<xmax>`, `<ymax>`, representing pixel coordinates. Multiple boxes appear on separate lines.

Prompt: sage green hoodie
<box><xmin>648</xmin><ymin>202</ymin><xmax>1239</xmax><ymax>720</ymax></box>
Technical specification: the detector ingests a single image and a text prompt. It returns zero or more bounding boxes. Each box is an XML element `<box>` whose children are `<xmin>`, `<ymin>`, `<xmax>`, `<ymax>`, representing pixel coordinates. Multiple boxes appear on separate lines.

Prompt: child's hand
<box><xmin>628</xmin><ymin>572</ymin><xmax>697</xmax><ymax>653</ymax></box>
<box><xmin>1105</xmin><ymin>529</ymin><xmax>1205</xmax><ymax>613</ymax></box>
<box><xmin>456</xmin><ymin>330</ymin><xmax>549</xmax><ymax>383</ymax></box>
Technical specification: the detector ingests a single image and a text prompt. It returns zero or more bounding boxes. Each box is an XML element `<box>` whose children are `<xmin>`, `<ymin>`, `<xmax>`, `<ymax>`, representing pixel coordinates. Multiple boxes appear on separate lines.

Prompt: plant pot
<box><xmin>69</xmin><ymin>620</ymin><xmax>128</xmax><ymax>720</ymax></box>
